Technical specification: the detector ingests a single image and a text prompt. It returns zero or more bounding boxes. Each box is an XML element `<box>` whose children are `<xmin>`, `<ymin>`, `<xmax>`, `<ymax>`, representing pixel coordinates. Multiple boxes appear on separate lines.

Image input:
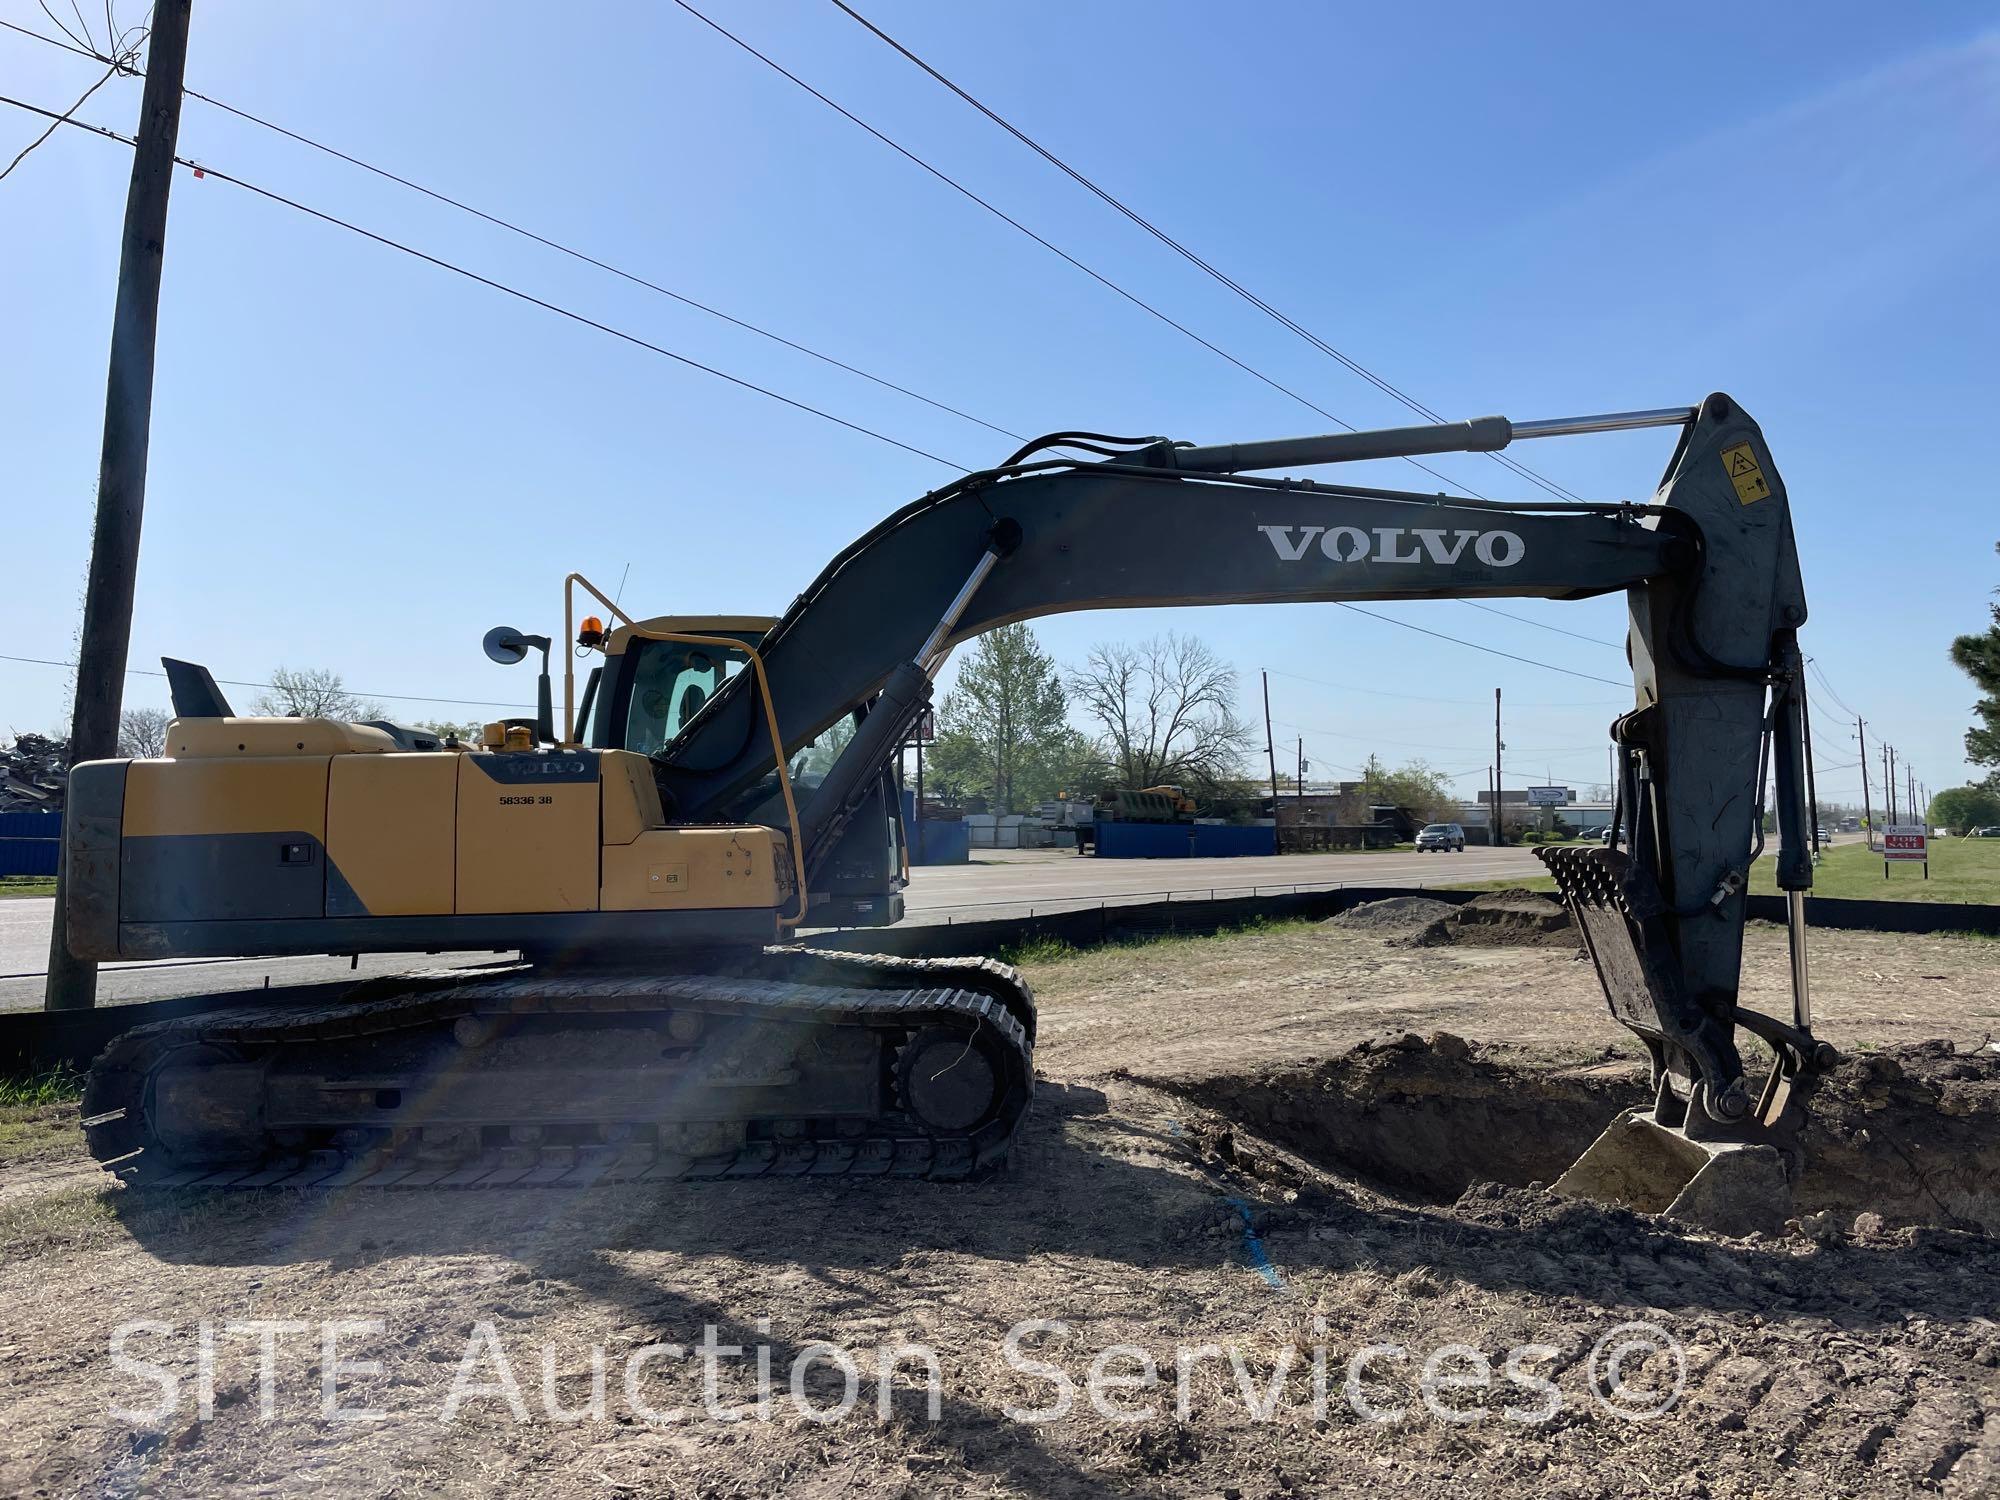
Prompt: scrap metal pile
<box><xmin>0</xmin><ymin>734</ymin><xmax>68</xmax><ymax>812</ymax></box>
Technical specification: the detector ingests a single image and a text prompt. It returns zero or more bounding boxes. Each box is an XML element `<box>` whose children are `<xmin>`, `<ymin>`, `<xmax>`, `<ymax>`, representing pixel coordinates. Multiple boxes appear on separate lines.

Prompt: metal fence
<box><xmin>0</xmin><ymin>811</ymin><xmax>60</xmax><ymax>877</ymax></box>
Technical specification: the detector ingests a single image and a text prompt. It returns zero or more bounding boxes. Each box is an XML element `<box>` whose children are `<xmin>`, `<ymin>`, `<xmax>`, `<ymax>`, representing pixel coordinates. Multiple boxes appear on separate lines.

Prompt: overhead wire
<box><xmin>825</xmin><ymin>0</ymin><xmax>1588</xmax><ymax>504</ymax></box>
<box><xmin>1332</xmin><ymin>604</ymin><xmax>1628</xmax><ymax>687</ymax></box>
<box><xmin>0</xmin><ymin>30</ymin><xmax>1718</xmax><ymax>703</ymax></box>
<box><xmin>669</xmin><ymin>2</ymin><xmax>1666</xmax><ymax>660</ymax></box>
<box><xmin>666</xmin><ymin>0</ymin><xmax>1498</xmax><ymax>504</ymax></box>
<box><xmin>0</xmin><ymin>651</ymin><xmax>534</xmax><ymax>711</ymax></box>
<box><xmin>0</xmin><ymin>55</ymin><xmax>117</xmax><ymax>180</ymax></box>
<box><xmin>0</xmin><ymin>89</ymin><xmax>975</xmax><ymax>472</ymax></box>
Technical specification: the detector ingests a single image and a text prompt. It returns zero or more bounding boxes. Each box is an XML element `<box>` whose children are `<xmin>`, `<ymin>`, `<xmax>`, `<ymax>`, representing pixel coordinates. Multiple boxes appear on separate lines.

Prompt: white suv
<box><xmin>1415</xmin><ymin>823</ymin><xmax>1466</xmax><ymax>852</ymax></box>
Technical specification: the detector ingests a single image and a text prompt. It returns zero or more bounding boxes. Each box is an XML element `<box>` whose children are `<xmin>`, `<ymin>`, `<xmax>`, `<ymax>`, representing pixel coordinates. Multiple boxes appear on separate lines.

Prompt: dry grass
<box><xmin>0</xmin><ymin>1181</ymin><xmax>119</xmax><ymax>1253</ymax></box>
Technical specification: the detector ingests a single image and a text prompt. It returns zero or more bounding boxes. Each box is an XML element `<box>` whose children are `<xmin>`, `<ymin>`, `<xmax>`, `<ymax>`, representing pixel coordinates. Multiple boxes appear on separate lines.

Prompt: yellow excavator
<box><xmin>66</xmin><ymin>396</ymin><xmax>1832</xmax><ymax>1215</ymax></box>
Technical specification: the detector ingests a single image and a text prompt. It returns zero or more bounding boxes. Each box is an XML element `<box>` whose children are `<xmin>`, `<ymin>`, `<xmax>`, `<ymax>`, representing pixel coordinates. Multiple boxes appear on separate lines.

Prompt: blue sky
<box><xmin>3</xmin><ymin>1</ymin><xmax>1996</xmax><ymax>810</ymax></box>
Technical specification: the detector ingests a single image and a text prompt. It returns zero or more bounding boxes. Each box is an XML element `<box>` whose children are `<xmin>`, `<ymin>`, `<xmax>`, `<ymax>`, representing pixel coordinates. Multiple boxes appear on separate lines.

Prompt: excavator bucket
<box><xmin>1538</xmin><ymin>845</ymin><xmax>1827</xmax><ymax>1237</ymax></box>
<box><xmin>1552</xmin><ymin>1113</ymin><xmax>1795</xmax><ymax>1238</ymax></box>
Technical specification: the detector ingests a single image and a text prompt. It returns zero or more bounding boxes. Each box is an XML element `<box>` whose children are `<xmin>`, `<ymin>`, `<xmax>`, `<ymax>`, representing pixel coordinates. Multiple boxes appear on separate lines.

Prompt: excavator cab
<box><xmin>587</xmin><ymin>615</ymin><xmax>908</xmax><ymax>927</ymax></box>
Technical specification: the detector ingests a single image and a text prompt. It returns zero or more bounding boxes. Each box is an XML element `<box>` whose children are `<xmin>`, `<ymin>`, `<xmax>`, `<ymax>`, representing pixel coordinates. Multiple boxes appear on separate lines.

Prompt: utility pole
<box><xmin>1886</xmin><ymin>744</ymin><xmax>1898</xmax><ymax>825</ymax></box>
<box><xmin>1492</xmin><ymin>688</ymin><xmax>1504</xmax><ymax>846</ymax></box>
<box><xmin>1296</xmin><ymin>737</ymin><xmax>1306</xmax><ymax>823</ymax></box>
<box><xmin>45</xmin><ymin>1</ymin><xmax>195</xmax><ymax>1013</ymax></box>
<box><xmin>1261</xmin><ymin>671</ymin><xmax>1281</xmax><ymax>854</ymax></box>
<box><xmin>1857</xmin><ymin>719</ymin><xmax>1874</xmax><ymax>844</ymax></box>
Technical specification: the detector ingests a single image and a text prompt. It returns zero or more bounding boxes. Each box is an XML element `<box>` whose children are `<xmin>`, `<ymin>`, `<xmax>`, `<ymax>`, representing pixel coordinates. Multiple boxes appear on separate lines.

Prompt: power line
<box><xmin>1262</xmin><ymin>666</ymin><xmax>1622</xmax><ymax>709</ymax></box>
<box><xmin>0</xmin><ymin>12</ymin><xmax>1028</xmax><ymax>445</ymax></box>
<box><xmin>826</xmin><ymin>0</ymin><xmax>1587</xmax><ymax>505</ymax></box>
<box><xmin>0</xmin><ymin>651</ymin><xmax>534</xmax><ymax>711</ymax></box>
<box><xmin>0</xmin><ymin>89</ymin><xmax>1702</xmax><ymax>706</ymax></box>
<box><xmin>0</xmin><ymin>89</ymin><xmax>974</xmax><ymax>471</ymax></box>
<box><xmin>0</xmin><ymin>56</ymin><xmax>1665</xmax><ymax>706</ymax></box>
<box><xmin>0</xmin><ymin>55</ymin><xmax>116</xmax><ymax>181</ymax></box>
<box><xmin>1332</xmin><ymin>604</ymin><xmax>1630</xmax><ymax>687</ymax></box>
<box><xmin>1804</xmin><ymin>657</ymin><xmax>1861</xmax><ymax>720</ymax></box>
<box><xmin>1454</xmin><ymin>599</ymin><xmax>1624</xmax><ymax>650</ymax></box>
<box><xmin>667</xmin><ymin>0</ymin><xmax>1497</xmax><ymax>503</ymax></box>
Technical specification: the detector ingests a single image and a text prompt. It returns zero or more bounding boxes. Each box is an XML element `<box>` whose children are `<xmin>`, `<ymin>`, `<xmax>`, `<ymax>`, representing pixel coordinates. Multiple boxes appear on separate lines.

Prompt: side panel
<box><xmin>326</xmin><ymin>753</ymin><xmax>458</xmax><ymax>916</ymax></box>
<box><xmin>121</xmin><ymin>757</ymin><xmax>329</xmax><ymax>922</ymax></box>
<box><xmin>455</xmin><ymin>752</ymin><xmax>599</xmax><ymax>914</ymax></box>
<box><xmin>599</xmin><ymin>749</ymin><xmax>665</xmax><ymax>845</ymax></box>
<box><xmin>601</xmin><ymin>827</ymin><xmax>782</xmax><ymax>911</ymax></box>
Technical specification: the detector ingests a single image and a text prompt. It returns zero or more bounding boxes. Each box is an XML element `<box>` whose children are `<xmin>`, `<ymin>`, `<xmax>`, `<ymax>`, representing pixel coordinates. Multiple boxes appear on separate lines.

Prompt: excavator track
<box><xmin>82</xmin><ymin>949</ymin><xmax>1034</xmax><ymax>1189</ymax></box>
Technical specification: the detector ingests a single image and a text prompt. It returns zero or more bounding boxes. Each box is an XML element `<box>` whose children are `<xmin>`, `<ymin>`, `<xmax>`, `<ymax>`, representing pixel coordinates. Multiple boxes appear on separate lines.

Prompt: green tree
<box><xmin>930</xmin><ymin>625</ymin><xmax>1072</xmax><ymax>813</ymax></box>
<box><xmin>1930</xmin><ymin>784</ymin><xmax>2000</xmax><ymax>833</ymax></box>
<box><xmin>1949</xmin><ymin>542</ymin><xmax>2000</xmax><ymax>768</ymax></box>
<box><xmin>1355</xmin><ymin>754</ymin><xmax>1458</xmax><ymax>826</ymax></box>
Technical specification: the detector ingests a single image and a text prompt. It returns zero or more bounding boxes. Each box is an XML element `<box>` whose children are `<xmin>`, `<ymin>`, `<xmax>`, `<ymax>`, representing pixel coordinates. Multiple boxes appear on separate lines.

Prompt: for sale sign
<box><xmin>1882</xmin><ymin>825</ymin><xmax>1928</xmax><ymax>861</ymax></box>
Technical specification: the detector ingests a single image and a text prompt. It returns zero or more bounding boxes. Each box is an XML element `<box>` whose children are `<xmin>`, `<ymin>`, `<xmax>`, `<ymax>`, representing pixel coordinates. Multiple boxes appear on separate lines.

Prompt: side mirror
<box><xmin>481</xmin><ymin>625</ymin><xmax>556</xmax><ymax>746</ymax></box>
<box><xmin>483</xmin><ymin>625</ymin><xmax>530</xmax><ymax>666</ymax></box>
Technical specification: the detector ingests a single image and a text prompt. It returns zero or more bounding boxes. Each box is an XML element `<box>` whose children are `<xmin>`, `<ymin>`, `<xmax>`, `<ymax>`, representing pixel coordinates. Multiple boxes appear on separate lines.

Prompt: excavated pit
<box><xmin>1174</xmin><ymin>1034</ymin><xmax>2000</xmax><ymax>1236</ymax></box>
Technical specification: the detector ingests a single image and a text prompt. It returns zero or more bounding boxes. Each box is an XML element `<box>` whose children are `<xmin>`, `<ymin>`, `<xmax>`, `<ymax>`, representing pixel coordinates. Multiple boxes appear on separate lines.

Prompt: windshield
<box><xmin>1422</xmin><ymin>825</ymin><xmax>1450</xmax><ymax>834</ymax></box>
<box><xmin>620</xmin><ymin>639</ymin><xmax>750</xmax><ymax>756</ymax></box>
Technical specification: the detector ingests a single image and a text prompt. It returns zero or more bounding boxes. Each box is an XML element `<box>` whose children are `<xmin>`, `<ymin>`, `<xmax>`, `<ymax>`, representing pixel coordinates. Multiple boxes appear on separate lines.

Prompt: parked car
<box><xmin>1415</xmin><ymin>822</ymin><xmax>1466</xmax><ymax>852</ymax></box>
<box><xmin>1970</xmin><ymin>826</ymin><xmax>2000</xmax><ymax>839</ymax></box>
<box><xmin>1598</xmin><ymin>824</ymin><xmax>1617</xmax><ymax>844</ymax></box>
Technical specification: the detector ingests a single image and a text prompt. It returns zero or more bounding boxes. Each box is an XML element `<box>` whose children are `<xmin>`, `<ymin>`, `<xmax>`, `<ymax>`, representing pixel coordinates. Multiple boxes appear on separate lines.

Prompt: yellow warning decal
<box><xmin>1721</xmin><ymin>441</ymin><xmax>1770</xmax><ymax>505</ymax></box>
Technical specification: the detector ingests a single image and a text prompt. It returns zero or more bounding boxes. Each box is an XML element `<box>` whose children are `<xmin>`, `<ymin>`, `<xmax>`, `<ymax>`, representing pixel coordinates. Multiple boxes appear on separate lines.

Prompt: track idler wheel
<box><xmin>896</xmin><ymin>1025</ymin><xmax>1002</xmax><ymax>1135</ymax></box>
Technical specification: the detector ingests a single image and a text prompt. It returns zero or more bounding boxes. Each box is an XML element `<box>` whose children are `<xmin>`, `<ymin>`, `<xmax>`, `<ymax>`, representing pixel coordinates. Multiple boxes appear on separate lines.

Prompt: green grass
<box><xmin>0</xmin><ymin>1068</ymin><xmax>86</xmax><ymax>1167</ymax></box>
<box><xmin>0</xmin><ymin>876</ymin><xmax>56</xmax><ymax>899</ymax></box>
<box><xmin>1750</xmin><ymin>835</ymin><xmax>2000</xmax><ymax>904</ymax></box>
<box><xmin>1438</xmin><ymin>874</ymin><xmax>1559</xmax><ymax>894</ymax></box>
<box><xmin>1439</xmin><ymin>836</ymin><xmax>2000</xmax><ymax>905</ymax></box>
<box><xmin>0</xmin><ymin>1066</ymin><xmax>84</xmax><ymax>1108</ymax></box>
<box><xmin>997</xmin><ymin>914</ymin><xmax>1320</xmax><ymax>967</ymax></box>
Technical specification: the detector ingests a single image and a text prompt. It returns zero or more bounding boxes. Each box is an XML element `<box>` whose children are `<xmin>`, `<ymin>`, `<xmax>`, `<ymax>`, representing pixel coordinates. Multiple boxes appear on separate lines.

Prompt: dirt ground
<box><xmin>2</xmin><ymin>908</ymin><xmax>1998</xmax><ymax>1497</ymax></box>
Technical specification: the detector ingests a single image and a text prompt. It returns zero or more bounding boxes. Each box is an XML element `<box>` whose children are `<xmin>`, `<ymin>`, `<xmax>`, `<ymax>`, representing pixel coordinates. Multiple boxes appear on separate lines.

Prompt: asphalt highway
<box><xmin>0</xmin><ymin>844</ymin><xmax>1546</xmax><ymax>1011</ymax></box>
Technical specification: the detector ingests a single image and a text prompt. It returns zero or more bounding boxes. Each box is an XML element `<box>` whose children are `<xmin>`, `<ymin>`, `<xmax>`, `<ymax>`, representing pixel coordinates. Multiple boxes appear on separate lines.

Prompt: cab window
<box><xmin>620</xmin><ymin>640</ymin><xmax>747</xmax><ymax>756</ymax></box>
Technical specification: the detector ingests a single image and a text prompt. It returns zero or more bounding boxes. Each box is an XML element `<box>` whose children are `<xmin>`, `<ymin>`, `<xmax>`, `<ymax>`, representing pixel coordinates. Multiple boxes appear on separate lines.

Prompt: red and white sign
<box><xmin>1882</xmin><ymin>825</ymin><xmax>1928</xmax><ymax>861</ymax></box>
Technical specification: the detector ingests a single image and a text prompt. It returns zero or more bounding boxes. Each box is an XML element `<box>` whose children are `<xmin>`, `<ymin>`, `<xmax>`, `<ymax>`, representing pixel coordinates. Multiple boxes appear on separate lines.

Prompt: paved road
<box><xmin>0</xmin><ymin>844</ymin><xmax>1544</xmax><ymax>1012</ymax></box>
<box><xmin>903</xmin><ymin>844</ymin><xmax>1542</xmax><ymax>914</ymax></box>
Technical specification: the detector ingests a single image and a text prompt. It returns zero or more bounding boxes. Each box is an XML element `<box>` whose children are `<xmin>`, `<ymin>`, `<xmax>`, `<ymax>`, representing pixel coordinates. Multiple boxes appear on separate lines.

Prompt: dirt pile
<box><xmin>1405</xmin><ymin>889</ymin><xmax>1578</xmax><ymax>949</ymax></box>
<box><xmin>1320</xmin><ymin>894</ymin><xmax>1458</xmax><ymax>935</ymax></box>
<box><xmin>1177</xmin><ymin>1037</ymin><xmax>2000</xmax><ymax>1236</ymax></box>
<box><xmin>1798</xmin><ymin>1040</ymin><xmax>2000</xmax><ymax>1236</ymax></box>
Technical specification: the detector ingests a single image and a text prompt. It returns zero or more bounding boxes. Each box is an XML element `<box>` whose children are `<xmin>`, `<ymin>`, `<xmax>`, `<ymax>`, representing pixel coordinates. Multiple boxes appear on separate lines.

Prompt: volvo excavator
<box><xmin>63</xmin><ymin>393</ymin><xmax>1833</xmax><ymax>1221</ymax></box>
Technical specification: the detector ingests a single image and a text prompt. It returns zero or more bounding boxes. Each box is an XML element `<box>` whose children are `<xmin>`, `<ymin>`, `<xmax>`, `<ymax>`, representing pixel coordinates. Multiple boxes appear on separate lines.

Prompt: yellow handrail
<box><xmin>562</xmin><ymin>572</ymin><xmax>808</xmax><ymax>930</ymax></box>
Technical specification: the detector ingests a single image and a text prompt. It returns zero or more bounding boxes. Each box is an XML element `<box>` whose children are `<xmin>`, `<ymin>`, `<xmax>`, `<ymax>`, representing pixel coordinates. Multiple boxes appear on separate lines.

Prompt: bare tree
<box><xmin>1066</xmin><ymin>633</ymin><xmax>1254</xmax><ymax>792</ymax></box>
<box><xmin>117</xmin><ymin>706</ymin><xmax>172</xmax><ymax>758</ymax></box>
<box><xmin>254</xmin><ymin>666</ymin><xmax>384</xmax><ymax>721</ymax></box>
